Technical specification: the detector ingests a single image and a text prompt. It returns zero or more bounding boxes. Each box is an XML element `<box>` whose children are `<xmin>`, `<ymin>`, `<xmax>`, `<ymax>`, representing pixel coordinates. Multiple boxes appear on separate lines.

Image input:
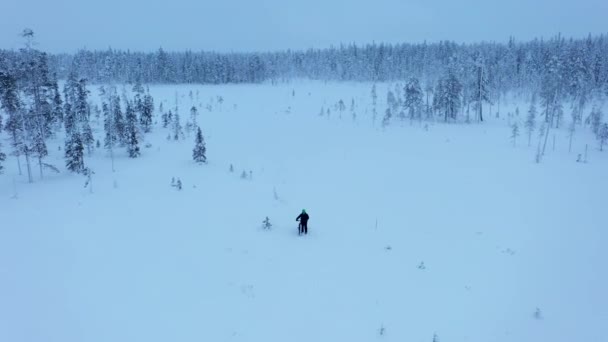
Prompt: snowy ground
<box><xmin>1</xmin><ymin>81</ymin><xmax>607</xmax><ymax>342</ymax></box>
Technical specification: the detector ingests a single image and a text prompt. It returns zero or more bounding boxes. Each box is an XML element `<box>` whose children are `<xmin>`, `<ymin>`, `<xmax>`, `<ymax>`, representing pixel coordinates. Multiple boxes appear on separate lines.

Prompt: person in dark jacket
<box><xmin>296</xmin><ymin>209</ymin><xmax>310</xmax><ymax>235</ymax></box>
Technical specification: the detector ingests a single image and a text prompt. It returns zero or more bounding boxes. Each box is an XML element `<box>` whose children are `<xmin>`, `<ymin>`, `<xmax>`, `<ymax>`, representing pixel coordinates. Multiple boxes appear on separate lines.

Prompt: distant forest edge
<box><xmin>2</xmin><ymin>34</ymin><xmax>608</xmax><ymax>98</ymax></box>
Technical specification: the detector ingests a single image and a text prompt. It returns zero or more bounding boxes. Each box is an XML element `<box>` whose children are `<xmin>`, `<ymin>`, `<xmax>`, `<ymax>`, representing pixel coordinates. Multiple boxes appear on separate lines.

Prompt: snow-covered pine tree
<box><xmin>599</xmin><ymin>123</ymin><xmax>608</xmax><ymax>151</ymax></box>
<box><xmin>111</xmin><ymin>94</ymin><xmax>126</xmax><ymax>145</ymax></box>
<box><xmin>442</xmin><ymin>71</ymin><xmax>463</xmax><ymax>122</ymax></box>
<box><xmin>192</xmin><ymin>127</ymin><xmax>207</xmax><ymax>163</ymax></box>
<box><xmin>525</xmin><ymin>96</ymin><xmax>537</xmax><ymax>147</ymax></box>
<box><xmin>31</xmin><ymin>126</ymin><xmax>48</xmax><ymax>178</ymax></box>
<box><xmin>511</xmin><ymin>122</ymin><xmax>520</xmax><ymax>147</ymax></box>
<box><xmin>0</xmin><ymin>65</ymin><xmax>25</xmax><ymax>175</ymax></box>
<box><xmin>162</xmin><ymin>110</ymin><xmax>170</xmax><ymax>128</ymax></box>
<box><xmin>125</xmin><ymin>101</ymin><xmax>140</xmax><ymax>158</ymax></box>
<box><xmin>471</xmin><ymin>55</ymin><xmax>491</xmax><ymax>122</ymax></box>
<box><xmin>386</xmin><ymin>91</ymin><xmax>397</xmax><ymax>115</ymax></box>
<box><xmin>139</xmin><ymin>91</ymin><xmax>154</xmax><ymax>133</ymax></box>
<box><xmin>65</xmin><ymin>131</ymin><xmax>85</xmax><ymax>173</ymax></box>
<box><xmin>51</xmin><ymin>75</ymin><xmax>63</xmax><ymax>128</ymax></box>
<box><xmin>190</xmin><ymin>105</ymin><xmax>198</xmax><ymax>128</ymax></box>
<box><xmin>589</xmin><ymin>108</ymin><xmax>602</xmax><ymax>137</ymax></box>
<box><xmin>404</xmin><ymin>77</ymin><xmax>424</xmax><ymax>121</ymax></box>
<box><xmin>173</xmin><ymin>112</ymin><xmax>183</xmax><ymax>141</ymax></box>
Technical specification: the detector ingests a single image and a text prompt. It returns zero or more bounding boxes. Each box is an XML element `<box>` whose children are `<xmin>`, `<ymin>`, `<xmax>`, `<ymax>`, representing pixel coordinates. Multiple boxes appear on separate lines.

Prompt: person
<box><xmin>296</xmin><ymin>209</ymin><xmax>310</xmax><ymax>235</ymax></box>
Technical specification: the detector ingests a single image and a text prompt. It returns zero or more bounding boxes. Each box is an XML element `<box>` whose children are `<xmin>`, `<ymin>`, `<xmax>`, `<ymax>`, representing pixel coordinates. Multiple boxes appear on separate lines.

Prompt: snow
<box><xmin>1</xmin><ymin>81</ymin><xmax>607</xmax><ymax>342</ymax></box>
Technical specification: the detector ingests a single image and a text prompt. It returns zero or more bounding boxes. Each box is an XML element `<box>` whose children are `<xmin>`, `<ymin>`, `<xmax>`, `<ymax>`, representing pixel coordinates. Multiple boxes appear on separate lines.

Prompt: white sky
<box><xmin>1</xmin><ymin>0</ymin><xmax>607</xmax><ymax>53</ymax></box>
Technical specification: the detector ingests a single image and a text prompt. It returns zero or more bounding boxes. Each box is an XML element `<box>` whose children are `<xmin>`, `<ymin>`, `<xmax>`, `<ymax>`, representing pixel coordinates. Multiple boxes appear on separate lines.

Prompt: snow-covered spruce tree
<box><xmin>0</xmin><ymin>63</ymin><xmax>25</xmax><ymax>175</ymax></box>
<box><xmin>192</xmin><ymin>127</ymin><xmax>207</xmax><ymax>163</ymax></box>
<box><xmin>404</xmin><ymin>77</ymin><xmax>424</xmax><ymax>121</ymax></box>
<box><xmin>139</xmin><ymin>91</ymin><xmax>154</xmax><ymax>133</ymax></box>
<box><xmin>525</xmin><ymin>96</ymin><xmax>537</xmax><ymax>147</ymax></box>
<box><xmin>589</xmin><ymin>108</ymin><xmax>602</xmax><ymax>137</ymax></box>
<box><xmin>31</xmin><ymin>126</ymin><xmax>48</xmax><ymax>177</ymax></box>
<box><xmin>125</xmin><ymin>101</ymin><xmax>140</xmax><ymax>158</ymax></box>
<box><xmin>599</xmin><ymin>123</ymin><xmax>608</xmax><ymax>151</ymax></box>
<box><xmin>173</xmin><ymin>112</ymin><xmax>183</xmax><ymax>141</ymax></box>
<box><xmin>65</xmin><ymin>131</ymin><xmax>85</xmax><ymax>173</ymax></box>
<box><xmin>440</xmin><ymin>70</ymin><xmax>463</xmax><ymax>122</ymax></box>
<box><xmin>51</xmin><ymin>74</ymin><xmax>63</xmax><ymax>129</ymax></box>
<box><xmin>102</xmin><ymin>101</ymin><xmax>116</xmax><ymax>168</ymax></box>
<box><xmin>139</xmin><ymin>90</ymin><xmax>154</xmax><ymax>133</ymax></box>
<box><xmin>75</xmin><ymin>79</ymin><xmax>94</xmax><ymax>155</ymax></box>
<box><xmin>386</xmin><ymin>91</ymin><xmax>397</xmax><ymax>115</ymax></box>
<box><xmin>112</xmin><ymin>94</ymin><xmax>126</xmax><ymax>145</ymax></box>
<box><xmin>511</xmin><ymin>122</ymin><xmax>520</xmax><ymax>147</ymax></box>
<box><xmin>470</xmin><ymin>55</ymin><xmax>491</xmax><ymax>122</ymax></box>
<box><xmin>190</xmin><ymin>105</ymin><xmax>198</xmax><ymax>128</ymax></box>
<box><xmin>161</xmin><ymin>110</ymin><xmax>170</xmax><ymax>128</ymax></box>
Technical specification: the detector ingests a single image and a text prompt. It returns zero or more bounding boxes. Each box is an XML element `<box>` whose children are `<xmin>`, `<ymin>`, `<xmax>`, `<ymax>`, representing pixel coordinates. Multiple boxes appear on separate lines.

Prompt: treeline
<box><xmin>25</xmin><ymin>34</ymin><xmax>604</xmax><ymax>100</ymax></box>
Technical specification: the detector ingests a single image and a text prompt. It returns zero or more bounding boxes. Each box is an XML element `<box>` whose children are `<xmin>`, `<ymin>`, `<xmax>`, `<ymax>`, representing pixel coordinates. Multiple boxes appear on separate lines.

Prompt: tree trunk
<box><xmin>542</xmin><ymin>125</ymin><xmax>551</xmax><ymax>156</ymax></box>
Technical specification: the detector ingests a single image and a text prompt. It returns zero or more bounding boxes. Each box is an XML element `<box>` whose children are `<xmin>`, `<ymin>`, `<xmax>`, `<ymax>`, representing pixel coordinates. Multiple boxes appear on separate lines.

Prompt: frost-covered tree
<box><xmin>140</xmin><ymin>91</ymin><xmax>154</xmax><ymax>133</ymax></box>
<box><xmin>192</xmin><ymin>127</ymin><xmax>207</xmax><ymax>163</ymax></box>
<box><xmin>511</xmin><ymin>122</ymin><xmax>520</xmax><ymax>147</ymax></box>
<box><xmin>525</xmin><ymin>96</ymin><xmax>537</xmax><ymax>147</ymax></box>
<box><xmin>386</xmin><ymin>91</ymin><xmax>397</xmax><ymax>114</ymax></box>
<box><xmin>599</xmin><ymin>123</ymin><xmax>608</xmax><ymax>151</ymax></box>
<box><xmin>173</xmin><ymin>112</ymin><xmax>183</xmax><ymax>141</ymax></box>
<box><xmin>589</xmin><ymin>108</ymin><xmax>602</xmax><ymax>136</ymax></box>
<box><xmin>125</xmin><ymin>101</ymin><xmax>140</xmax><ymax>158</ymax></box>
<box><xmin>162</xmin><ymin>110</ymin><xmax>171</xmax><ymax>128</ymax></box>
<box><xmin>112</xmin><ymin>95</ymin><xmax>126</xmax><ymax>144</ymax></box>
<box><xmin>50</xmin><ymin>75</ymin><xmax>63</xmax><ymax>128</ymax></box>
<box><xmin>470</xmin><ymin>56</ymin><xmax>491</xmax><ymax>122</ymax></box>
<box><xmin>31</xmin><ymin>125</ymin><xmax>47</xmax><ymax>178</ymax></box>
<box><xmin>0</xmin><ymin>65</ymin><xmax>25</xmax><ymax>175</ymax></box>
<box><xmin>65</xmin><ymin>131</ymin><xmax>85</xmax><ymax>173</ymax></box>
<box><xmin>404</xmin><ymin>77</ymin><xmax>423</xmax><ymax>121</ymax></box>
<box><xmin>190</xmin><ymin>105</ymin><xmax>198</xmax><ymax>128</ymax></box>
<box><xmin>434</xmin><ymin>71</ymin><xmax>462</xmax><ymax>122</ymax></box>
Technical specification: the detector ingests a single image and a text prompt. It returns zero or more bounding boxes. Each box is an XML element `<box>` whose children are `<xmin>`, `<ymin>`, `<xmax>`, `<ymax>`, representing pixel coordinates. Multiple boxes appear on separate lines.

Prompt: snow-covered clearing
<box><xmin>1</xmin><ymin>81</ymin><xmax>607</xmax><ymax>342</ymax></box>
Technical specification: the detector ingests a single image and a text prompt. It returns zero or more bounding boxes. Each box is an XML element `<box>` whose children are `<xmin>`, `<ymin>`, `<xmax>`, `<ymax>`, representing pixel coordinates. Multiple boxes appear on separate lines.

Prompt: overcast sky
<box><xmin>1</xmin><ymin>0</ymin><xmax>606</xmax><ymax>53</ymax></box>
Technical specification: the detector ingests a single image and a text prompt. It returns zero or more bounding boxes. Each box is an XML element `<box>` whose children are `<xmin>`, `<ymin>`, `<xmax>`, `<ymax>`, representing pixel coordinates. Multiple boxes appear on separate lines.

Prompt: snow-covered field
<box><xmin>1</xmin><ymin>81</ymin><xmax>607</xmax><ymax>342</ymax></box>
